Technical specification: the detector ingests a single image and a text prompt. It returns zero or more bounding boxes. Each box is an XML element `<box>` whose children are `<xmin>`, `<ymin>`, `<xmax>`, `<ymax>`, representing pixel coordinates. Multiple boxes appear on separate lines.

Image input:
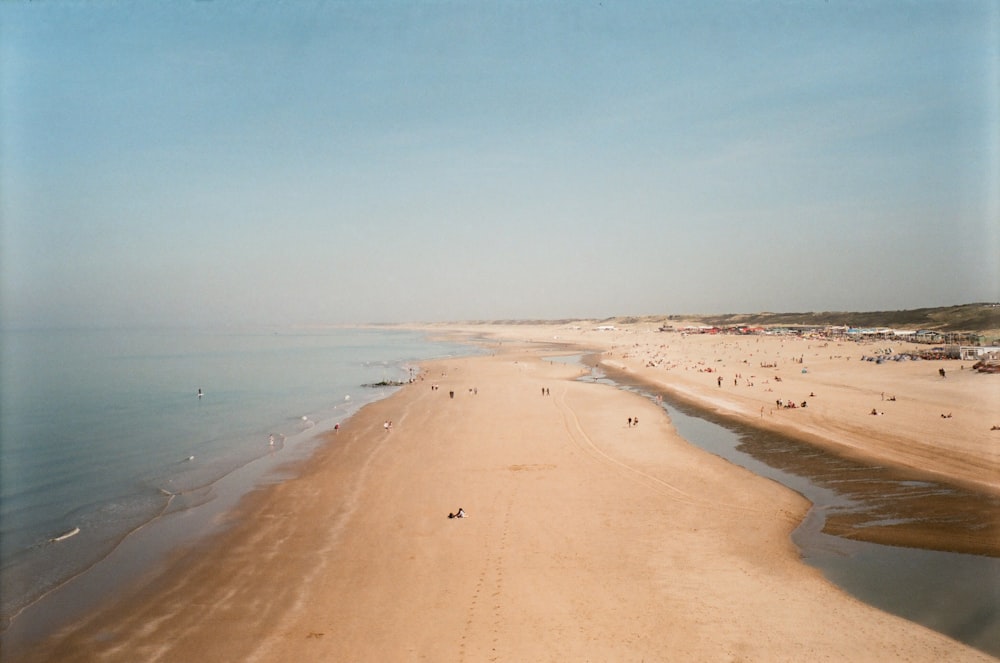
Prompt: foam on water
<box><xmin>0</xmin><ymin>326</ymin><xmax>470</xmax><ymax>632</ymax></box>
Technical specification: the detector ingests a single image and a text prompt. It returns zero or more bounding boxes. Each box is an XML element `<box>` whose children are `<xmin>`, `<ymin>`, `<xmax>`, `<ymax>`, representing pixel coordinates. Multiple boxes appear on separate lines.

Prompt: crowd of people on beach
<box><xmin>601</xmin><ymin>332</ymin><xmax>998</xmax><ymax>430</ymax></box>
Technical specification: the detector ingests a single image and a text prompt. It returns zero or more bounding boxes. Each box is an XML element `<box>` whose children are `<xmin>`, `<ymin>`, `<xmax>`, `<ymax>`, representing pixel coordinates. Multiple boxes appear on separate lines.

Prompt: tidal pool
<box><xmin>583</xmin><ymin>357</ymin><xmax>1000</xmax><ymax>658</ymax></box>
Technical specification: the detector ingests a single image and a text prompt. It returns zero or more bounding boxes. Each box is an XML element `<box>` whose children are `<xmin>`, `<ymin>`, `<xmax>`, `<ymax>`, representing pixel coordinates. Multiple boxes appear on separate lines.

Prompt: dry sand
<box><xmin>8</xmin><ymin>324</ymin><xmax>997</xmax><ymax>662</ymax></box>
<box><xmin>450</xmin><ymin>322</ymin><xmax>999</xmax><ymax>496</ymax></box>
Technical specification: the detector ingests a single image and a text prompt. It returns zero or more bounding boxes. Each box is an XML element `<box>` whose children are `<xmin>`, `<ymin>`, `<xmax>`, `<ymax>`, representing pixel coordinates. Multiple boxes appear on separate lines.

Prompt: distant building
<box><xmin>960</xmin><ymin>346</ymin><xmax>1000</xmax><ymax>360</ymax></box>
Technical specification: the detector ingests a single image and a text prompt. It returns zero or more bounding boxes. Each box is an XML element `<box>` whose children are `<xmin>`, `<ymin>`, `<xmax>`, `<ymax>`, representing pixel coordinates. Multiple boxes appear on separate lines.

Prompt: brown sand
<box><xmin>9</xmin><ymin>327</ymin><xmax>996</xmax><ymax>662</ymax></box>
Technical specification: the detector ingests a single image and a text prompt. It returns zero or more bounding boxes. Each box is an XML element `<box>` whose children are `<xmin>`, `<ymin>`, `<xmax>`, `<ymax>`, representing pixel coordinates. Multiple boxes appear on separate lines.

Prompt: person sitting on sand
<box><xmin>449</xmin><ymin>508</ymin><xmax>466</xmax><ymax>519</ymax></box>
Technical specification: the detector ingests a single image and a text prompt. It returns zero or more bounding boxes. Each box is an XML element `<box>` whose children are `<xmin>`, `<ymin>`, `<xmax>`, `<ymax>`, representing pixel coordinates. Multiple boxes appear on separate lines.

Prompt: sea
<box><xmin>0</xmin><ymin>326</ymin><xmax>473</xmax><ymax>637</ymax></box>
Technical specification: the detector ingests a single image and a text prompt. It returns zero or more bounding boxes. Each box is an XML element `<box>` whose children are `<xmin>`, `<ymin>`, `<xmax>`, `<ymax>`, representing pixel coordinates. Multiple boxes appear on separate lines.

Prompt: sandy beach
<box><xmin>8</xmin><ymin>324</ymin><xmax>997</xmax><ymax>662</ymax></box>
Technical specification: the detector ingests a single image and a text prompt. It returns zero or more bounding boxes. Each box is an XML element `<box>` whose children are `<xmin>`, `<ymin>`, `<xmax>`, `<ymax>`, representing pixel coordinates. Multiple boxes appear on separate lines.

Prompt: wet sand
<box><xmin>595</xmin><ymin>358</ymin><xmax>1000</xmax><ymax>558</ymax></box>
<box><xmin>6</xmin><ymin>325</ymin><xmax>996</xmax><ymax>662</ymax></box>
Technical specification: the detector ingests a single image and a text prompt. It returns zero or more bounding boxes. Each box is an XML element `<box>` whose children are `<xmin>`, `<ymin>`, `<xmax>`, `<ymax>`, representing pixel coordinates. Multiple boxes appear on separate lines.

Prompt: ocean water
<box><xmin>0</xmin><ymin>327</ymin><xmax>471</xmax><ymax>632</ymax></box>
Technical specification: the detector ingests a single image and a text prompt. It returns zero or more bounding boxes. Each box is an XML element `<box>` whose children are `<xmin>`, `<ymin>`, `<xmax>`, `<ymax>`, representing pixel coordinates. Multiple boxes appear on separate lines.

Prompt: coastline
<box><xmin>6</xmin><ymin>325</ymin><xmax>996</xmax><ymax>661</ymax></box>
<box><xmin>440</xmin><ymin>322</ymin><xmax>1000</xmax><ymax>497</ymax></box>
<box><xmin>592</xmin><ymin>357</ymin><xmax>1000</xmax><ymax>558</ymax></box>
<box><xmin>0</xmin><ymin>326</ymin><xmax>452</xmax><ymax>634</ymax></box>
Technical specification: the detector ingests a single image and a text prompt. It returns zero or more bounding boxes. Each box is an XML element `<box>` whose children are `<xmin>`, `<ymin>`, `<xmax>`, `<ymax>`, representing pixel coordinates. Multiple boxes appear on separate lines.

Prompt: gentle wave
<box><xmin>0</xmin><ymin>327</ymin><xmax>475</xmax><ymax>634</ymax></box>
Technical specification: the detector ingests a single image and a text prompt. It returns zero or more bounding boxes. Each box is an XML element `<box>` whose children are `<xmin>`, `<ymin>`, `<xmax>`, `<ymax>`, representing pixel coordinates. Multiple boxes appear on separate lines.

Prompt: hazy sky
<box><xmin>2</xmin><ymin>1</ymin><xmax>997</xmax><ymax>328</ymax></box>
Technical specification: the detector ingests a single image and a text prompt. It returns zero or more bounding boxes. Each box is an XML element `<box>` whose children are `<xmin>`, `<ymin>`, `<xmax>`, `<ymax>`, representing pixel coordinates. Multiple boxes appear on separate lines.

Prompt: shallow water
<box><xmin>578</xmin><ymin>356</ymin><xmax>1000</xmax><ymax>658</ymax></box>
<box><xmin>0</xmin><ymin>327</ymin><xmax>472</xmax><ymax>640</ymax></box>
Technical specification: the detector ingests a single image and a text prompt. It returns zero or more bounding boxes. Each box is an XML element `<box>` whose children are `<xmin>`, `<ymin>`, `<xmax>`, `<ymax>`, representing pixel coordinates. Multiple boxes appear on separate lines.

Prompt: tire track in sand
<box><xmin>553</xmin><ymin>382</ymin><xmax>787</xmax><ymax>521</ymax></box>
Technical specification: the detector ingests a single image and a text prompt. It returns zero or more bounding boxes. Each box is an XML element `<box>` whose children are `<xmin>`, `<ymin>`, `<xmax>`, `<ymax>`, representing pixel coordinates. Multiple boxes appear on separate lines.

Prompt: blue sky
<box><xmin>2</xmin><ymin>1</ymin><xmax>997</xmax><ymax>327</ymax></box>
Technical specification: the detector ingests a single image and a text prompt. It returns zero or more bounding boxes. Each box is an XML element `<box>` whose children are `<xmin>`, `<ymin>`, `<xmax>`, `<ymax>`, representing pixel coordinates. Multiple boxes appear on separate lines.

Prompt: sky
<box><xmin>1</xmin><ymin>1</ymin><xmax>997</xmax><ymax>328</ymax></box>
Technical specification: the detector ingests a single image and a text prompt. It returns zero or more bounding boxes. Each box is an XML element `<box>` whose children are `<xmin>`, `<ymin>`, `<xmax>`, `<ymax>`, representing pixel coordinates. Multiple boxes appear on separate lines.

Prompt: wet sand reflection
<box><xmin>734</xmin><ymin>426</ymin><xmax>1000</xmax><ymax>558</ymax></box>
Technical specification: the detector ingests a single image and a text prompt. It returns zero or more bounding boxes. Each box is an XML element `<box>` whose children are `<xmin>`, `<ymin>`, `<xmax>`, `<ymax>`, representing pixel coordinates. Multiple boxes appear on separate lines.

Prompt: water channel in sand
<box><xmin>566</xmin><ymin>355</ymin><xmax>1000</xmax><ymax>658</ymax></box>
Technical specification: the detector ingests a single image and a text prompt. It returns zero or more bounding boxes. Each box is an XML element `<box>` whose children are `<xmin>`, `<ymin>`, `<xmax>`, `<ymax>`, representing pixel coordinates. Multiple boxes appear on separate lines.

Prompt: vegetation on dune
<box><xmin>467</xmin><ymin>304</ymin><xmax>1000</xmax><ymax>338</ymax></box>
<box><xmin>674</xmin><ymin>303</ymin><xmax>1000</xmax><ymax>333</ymax></box>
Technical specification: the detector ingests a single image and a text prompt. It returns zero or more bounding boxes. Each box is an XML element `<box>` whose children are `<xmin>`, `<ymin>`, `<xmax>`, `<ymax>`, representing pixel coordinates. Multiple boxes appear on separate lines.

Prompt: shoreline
<box><xmin>7</xmin><ymin>327</ymin><xmax>996</xmax><ymax>661</ymax></box>
<box><xmin>437</xmin><ymin>322</ymin><xmax>999</xmax><ymax>497</ymax></box>
<box><xmin>590</xmin><ymin>357</ymin><xmax>1000</xmax><ymax>558</ymax></box>
<box><xmin>0</xmin><ymin>373</ymin><xmax>409</xmax><ymax>651</ymax></box>
<box><xmin>0</xmin><ymin>326</ymin><xmax>454</xmax><ymax>637</ymax></box>
<box><xmin>603</xmin><ymin>355</ymin><xmax>1000</xmax><ymax>498</ymax></box>
<box><xmin>453</xmin><ymin>322</ymin><xmax>1000</xmax><ymax>558</ymax></box>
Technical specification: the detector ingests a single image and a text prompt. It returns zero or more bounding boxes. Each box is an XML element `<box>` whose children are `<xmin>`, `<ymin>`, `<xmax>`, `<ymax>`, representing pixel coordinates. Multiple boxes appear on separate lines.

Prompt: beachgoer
<box><xmin>628</xmin><ymin>417</ymin><xmax>632</xmax><ymax>427</ymax></box>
